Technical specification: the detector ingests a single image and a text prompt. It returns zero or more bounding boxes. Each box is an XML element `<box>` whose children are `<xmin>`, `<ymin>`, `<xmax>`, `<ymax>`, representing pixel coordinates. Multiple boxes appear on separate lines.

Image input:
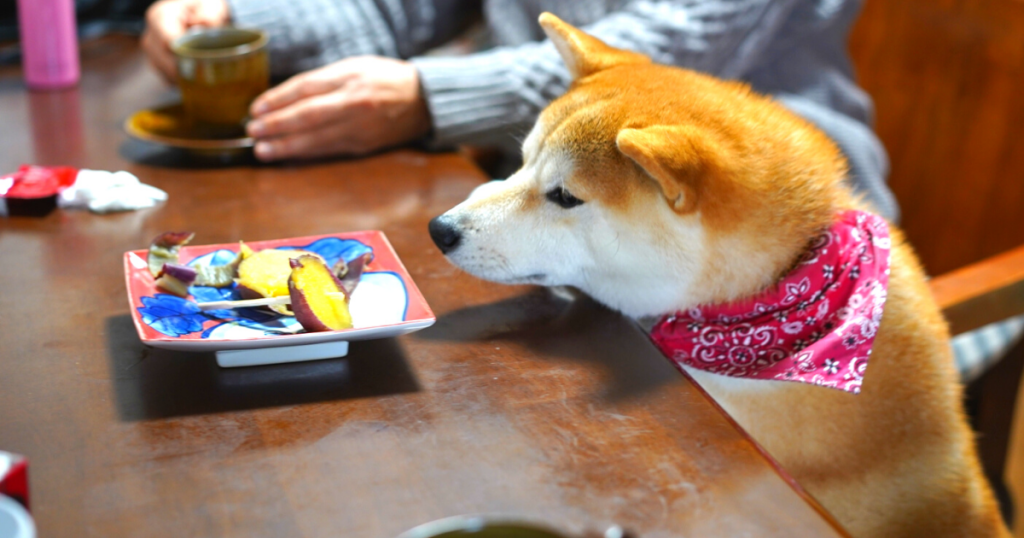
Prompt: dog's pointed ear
<box><xmin>617</xmin><ymin>125</ymin><xmax>727</xmax><ymax>214</ymax></box>
<box><xmin>539</xmin><ymin>12</ymin><xmax>650</xmax><ymax>80</ymax></box>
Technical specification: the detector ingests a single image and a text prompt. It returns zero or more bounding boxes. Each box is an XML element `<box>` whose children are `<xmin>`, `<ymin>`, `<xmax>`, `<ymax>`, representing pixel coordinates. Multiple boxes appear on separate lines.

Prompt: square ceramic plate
<box><xmin>124</xmin><ymin>231</ymin><xmax>434</xmax><ymax>366</ymax></box>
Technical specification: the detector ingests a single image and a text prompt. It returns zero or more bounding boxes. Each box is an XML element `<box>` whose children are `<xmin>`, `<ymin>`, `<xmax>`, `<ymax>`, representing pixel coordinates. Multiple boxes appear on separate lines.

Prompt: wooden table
<box><xmin>0</xmin><ymin>36</ymin><xmax>847</xmax><ymax>538</ymax></box>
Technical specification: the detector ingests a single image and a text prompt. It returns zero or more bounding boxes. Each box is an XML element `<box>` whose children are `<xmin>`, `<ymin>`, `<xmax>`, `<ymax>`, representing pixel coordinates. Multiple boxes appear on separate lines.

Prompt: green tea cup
<box><xmin>172</xmin><ymin>27</ymin><xmax>269</xmax><ymax>130</ymax></box>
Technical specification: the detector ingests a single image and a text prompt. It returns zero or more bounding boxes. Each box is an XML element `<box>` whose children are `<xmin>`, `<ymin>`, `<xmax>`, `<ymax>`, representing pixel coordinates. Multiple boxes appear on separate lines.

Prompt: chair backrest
<box><xmin>848</xmin><ymin>0</ymin><xmax>1024</xmax><ymax>277</ymax></box>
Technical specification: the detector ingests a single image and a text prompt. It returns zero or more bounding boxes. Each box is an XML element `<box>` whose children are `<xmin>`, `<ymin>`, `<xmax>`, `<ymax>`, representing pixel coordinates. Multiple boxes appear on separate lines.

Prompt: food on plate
<box><xmin>193</xmin><ymin>248</ymin><xmax>245</xmax><ymax>288</ymax></box>
<box><xmin>154</xmin><ymin>263</ymin><xmax>198</xmax><ymax>297</ymax></box>
<box><xmin>336</xmin><ymin>251</ymin><xmax>372</xmax><ymax>297</ymax></box>
<box><xmin>235</xmin><ymin>248</ymin><xmax>326</xmax><ymax>314</ymax></box>
<box><xmin>147</xmin><ymin>231</ymin><xmax>194</xmax><ymax>277</ymax></box>
<box><xmin>288</xmin><ymin>255</ymin><xmax>354</xmax><ymax>332</ymax></box>
<box><xmin>148</xmin><ymin>231</ymin><xmax>241</xmax><ymax>294</ymax></box>
<box><xmin>142</xmin><ymin>231</ymin><xmax>373</xmax><ymax>330</ymax></box>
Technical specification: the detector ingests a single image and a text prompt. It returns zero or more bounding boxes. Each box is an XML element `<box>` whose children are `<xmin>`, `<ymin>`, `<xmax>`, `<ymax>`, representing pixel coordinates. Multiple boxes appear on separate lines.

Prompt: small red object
<box><xmin>0</xmin><ymin>451</ymin><xmax>29</xmax><ymax>511</ymax></box>
<box><xmin>0</xmin><ymin>165</ymin><xmax>77</xmax><ymax>216</ymax></box>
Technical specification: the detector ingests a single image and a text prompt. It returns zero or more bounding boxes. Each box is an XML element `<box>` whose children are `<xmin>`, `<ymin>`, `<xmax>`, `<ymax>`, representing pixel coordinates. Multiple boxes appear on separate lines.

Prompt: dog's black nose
<box><xmin>428</xmin><ymin>215</ymin><xmax>462</xmax><ymax>254</ymax></box>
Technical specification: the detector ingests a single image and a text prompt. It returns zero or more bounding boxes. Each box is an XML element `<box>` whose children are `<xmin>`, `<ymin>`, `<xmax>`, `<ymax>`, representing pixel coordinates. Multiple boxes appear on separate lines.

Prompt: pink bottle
<box><xmin>17</xmin><ymin>0</ymin><xmax>80</xmax><ymax>90</ymax></box>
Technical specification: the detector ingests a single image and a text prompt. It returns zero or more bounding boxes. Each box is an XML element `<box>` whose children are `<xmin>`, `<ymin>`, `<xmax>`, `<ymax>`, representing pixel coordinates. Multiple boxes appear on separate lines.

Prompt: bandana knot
<box><xmin>650</xmin><ymin>210</ymin><xmax>891</xmax><ymax>394</ymax></box>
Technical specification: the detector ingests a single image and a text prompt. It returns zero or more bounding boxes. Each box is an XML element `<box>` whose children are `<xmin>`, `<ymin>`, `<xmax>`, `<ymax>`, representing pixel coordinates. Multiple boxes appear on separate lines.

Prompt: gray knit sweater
<box><xmin>226</xmin><ymin>0</ymin><xmax>897</xmax><ymax>220</ymax></box>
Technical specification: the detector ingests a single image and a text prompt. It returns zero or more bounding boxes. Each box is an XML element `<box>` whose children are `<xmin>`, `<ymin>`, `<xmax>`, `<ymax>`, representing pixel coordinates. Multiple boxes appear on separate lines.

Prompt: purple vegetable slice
<box><xmin>333</xmin><ymin>252</ymin><xmax>374</xmax><ymax>297</ymax></box>
<box><xmin>147</xmin><ymin>231</ymin><xmax>195</xmax><ymax>277</ymax></box>
<box><xmin>155</xmin><ymin>263</ymin><xmax>197</xmax><ymax>297</ymax></box>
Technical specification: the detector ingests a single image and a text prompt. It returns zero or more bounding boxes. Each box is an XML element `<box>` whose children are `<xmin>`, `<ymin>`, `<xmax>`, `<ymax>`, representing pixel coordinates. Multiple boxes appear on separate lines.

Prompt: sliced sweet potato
<box><xmin>235</xmin><ymin>248</ymin><xmax>321</xmax><ymax>299</ymax></box>
<box><xmin>155</xmin><ymin>263</ymin><xmax>197</xmax><ymax>297</ymax></box>
<box><xmin>288</xmin><ymin>255</ymin><xmax>353</xmax><ymax>332</ymax></box>
<box><xmin>147</xmin><ymin>231</ymin><xmax>194</xmax><ymax>277</ymax></box>
<box><xmin>334</xmin><ymin>252</ymin><xmax>372</xmax><ymax>297</ymax></box>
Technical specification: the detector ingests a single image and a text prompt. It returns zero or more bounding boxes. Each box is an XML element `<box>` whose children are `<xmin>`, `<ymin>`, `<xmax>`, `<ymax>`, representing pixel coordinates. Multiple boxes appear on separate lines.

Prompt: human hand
<box><xmin>246</xmin><ymin>56</ymin><xmax>432</xmax><ymax>161</ymax></box>
<box><xmin>141</xmin><ymin>0</ymin><xmax>231</xmax><ymax>81</ymax></box>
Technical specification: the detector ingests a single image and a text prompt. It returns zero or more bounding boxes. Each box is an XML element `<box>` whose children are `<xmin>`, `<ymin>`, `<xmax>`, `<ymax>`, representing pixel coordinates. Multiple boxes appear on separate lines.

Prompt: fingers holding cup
<box><xmin>142</xmin><ymin>0</ymin><xmax>232</xmax><ymax>82</ymax></box>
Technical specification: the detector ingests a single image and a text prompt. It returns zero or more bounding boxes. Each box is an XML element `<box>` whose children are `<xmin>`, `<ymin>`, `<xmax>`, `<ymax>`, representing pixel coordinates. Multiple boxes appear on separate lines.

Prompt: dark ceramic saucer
<box><xmin>124</xmin><ymin>103</ymin><xmax>254</xmax><ymax>155</ymax></box>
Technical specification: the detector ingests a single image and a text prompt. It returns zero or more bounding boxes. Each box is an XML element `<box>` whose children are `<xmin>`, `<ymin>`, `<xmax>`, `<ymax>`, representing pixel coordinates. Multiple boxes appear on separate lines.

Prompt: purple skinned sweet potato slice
<box><xmin>333</xmin><ymin>258</ymin><xmax>349</xmax><ymax>279</ymax></box>
<box><xmin>147</xmin><ymin>231</ymin><xmax>195</xmax><ymax>277</ymax></box>
<box><xmin>334</xmin><ymin>252</ymin><xmax>373</xmax><ymax>298</ymax></box>
<box><xmin>289</xmin><ymin>255</ymin><xmax>353</xmax><ymax>332</ymax></box>
<box><xmin>152</xmin><ymin>231</ymin><xmax>195</xmax><ymax>249</ymax></box>
<box><xmin>236</xmin><ymin>249</ymin><xmax>321</xmax><ymax>299</ymax></box>
<box><xmin>158</xmin><ymin>262</ymin><xmax>198</xmax><ymax>283</ymax></box>
<box><xmin>155</xmin><ymin>263</ymin><xmax>197</xmax><ymax>297</ymax></box>
<box><xmin>235</xmin><ymin>248</ymin><xmax>323</xmax><ymax>315</ymax></box>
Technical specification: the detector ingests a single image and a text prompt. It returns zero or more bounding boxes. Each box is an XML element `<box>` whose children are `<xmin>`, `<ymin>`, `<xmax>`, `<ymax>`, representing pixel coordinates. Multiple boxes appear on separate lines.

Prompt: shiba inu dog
<box><xmin>428</xmin><ymin>13</ymin><xmax>1009</xmax><ymax>538</ymax></box>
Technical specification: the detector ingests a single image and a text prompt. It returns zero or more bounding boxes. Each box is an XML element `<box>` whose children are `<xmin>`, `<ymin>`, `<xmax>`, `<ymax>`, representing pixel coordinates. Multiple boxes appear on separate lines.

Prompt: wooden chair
<box><xmin>849</xmin><ymin>0</ymin><xmax>1024</xmax><ymax>529</ymax></box>
<box><xmin>929</xmin><ymin>248</ymin><xmax>1024</xmax><ymax>525</ymax></box>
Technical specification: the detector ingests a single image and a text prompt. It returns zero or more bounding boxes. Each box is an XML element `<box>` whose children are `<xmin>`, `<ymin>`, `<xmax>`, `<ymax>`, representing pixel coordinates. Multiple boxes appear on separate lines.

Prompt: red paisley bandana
<box><xmin>649</xmin><ymin>210</ymin><xmax>891</xmax><ymax>394</ymax></box>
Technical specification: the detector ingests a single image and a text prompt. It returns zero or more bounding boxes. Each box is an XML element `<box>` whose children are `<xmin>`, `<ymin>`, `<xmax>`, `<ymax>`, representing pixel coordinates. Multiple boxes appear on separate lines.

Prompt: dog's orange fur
<box><xmin>538</xmin><ymin>13</ymin><xmax>1009</xmax><ymax>537</ymax></box>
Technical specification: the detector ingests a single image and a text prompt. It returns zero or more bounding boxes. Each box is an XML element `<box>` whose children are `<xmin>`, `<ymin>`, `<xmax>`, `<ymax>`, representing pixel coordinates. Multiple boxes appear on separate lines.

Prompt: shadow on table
<box><xmin>120</xmin><ymin>138</ymin><xmax>441</xmax><ymax>169</ymax></box>
<box><xmin>119</xmin><ymin>138</ymin><xmax>259</xmax><ymax>169</ymax></box>
<box><xmin>105</xmin><ymin>314</ymin><xmax>421</xmax><ymax>421</ymax></box>
<box><xmin>415</xmin><ymin>288</ymin><xmax>679</xmax><ymax>401</ymax></box>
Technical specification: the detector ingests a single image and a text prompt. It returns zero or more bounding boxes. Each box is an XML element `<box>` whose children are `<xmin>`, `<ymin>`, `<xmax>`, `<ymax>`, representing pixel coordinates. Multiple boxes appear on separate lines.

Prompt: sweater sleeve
<box><xmin>227</xmin><ymin>0</ymin><xmax>479</xmax><ymax>77</ymax></box>
<box><xmin>412</xmin><ymin>0</ymin><xmax>803</xmax><ymax>149</ymax></box>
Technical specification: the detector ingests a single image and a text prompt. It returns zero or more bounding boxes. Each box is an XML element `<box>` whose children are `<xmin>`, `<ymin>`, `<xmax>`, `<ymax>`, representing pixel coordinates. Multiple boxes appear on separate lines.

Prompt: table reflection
<box><xmin>28</xmin><ymin>87</ymin><xmax>85</xmax><ymax>166</ymax></box>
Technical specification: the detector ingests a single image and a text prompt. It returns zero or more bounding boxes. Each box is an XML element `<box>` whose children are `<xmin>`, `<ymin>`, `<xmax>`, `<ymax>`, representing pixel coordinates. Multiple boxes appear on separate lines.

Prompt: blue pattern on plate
<box><xmin>189</xmin><ymin>249</ymin><xmax>239</xmax><ymax>268</ymax></box>
<box><xmin>137</xmin><ymin>238</ymin><xmax>390</xmax><ymax>339</ymax></box>
<box><xmin>278</xmin><ymin>237</ymin><xmax>373</xmax><ymax>267</ymax></box>
<box><xmin>137</xmin><ymin>294</ymin><xmax>208</xmax><ymax>337</ymax></box>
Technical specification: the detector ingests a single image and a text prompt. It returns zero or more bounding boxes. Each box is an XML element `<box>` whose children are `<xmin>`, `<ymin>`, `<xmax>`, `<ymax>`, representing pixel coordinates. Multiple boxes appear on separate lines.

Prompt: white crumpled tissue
<box><xmin>58</xmin><ymin>169</ymin><xmax>168</xmax><ymax>214</ymax></box>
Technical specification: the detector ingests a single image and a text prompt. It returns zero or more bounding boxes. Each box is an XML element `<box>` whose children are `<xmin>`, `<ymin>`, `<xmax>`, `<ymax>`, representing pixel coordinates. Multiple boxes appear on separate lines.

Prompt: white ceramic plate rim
<box><xmin>141</xmin><ymin>319</ymin><xmax>435</xmax><ymax>352</ymax></box>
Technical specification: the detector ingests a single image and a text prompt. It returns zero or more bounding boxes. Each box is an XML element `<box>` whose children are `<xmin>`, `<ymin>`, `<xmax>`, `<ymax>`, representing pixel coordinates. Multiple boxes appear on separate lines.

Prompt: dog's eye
<box><xmin>545</xmin><ymin>187</ymin><xmax>585</xmax><ymax>209</ymax></box>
